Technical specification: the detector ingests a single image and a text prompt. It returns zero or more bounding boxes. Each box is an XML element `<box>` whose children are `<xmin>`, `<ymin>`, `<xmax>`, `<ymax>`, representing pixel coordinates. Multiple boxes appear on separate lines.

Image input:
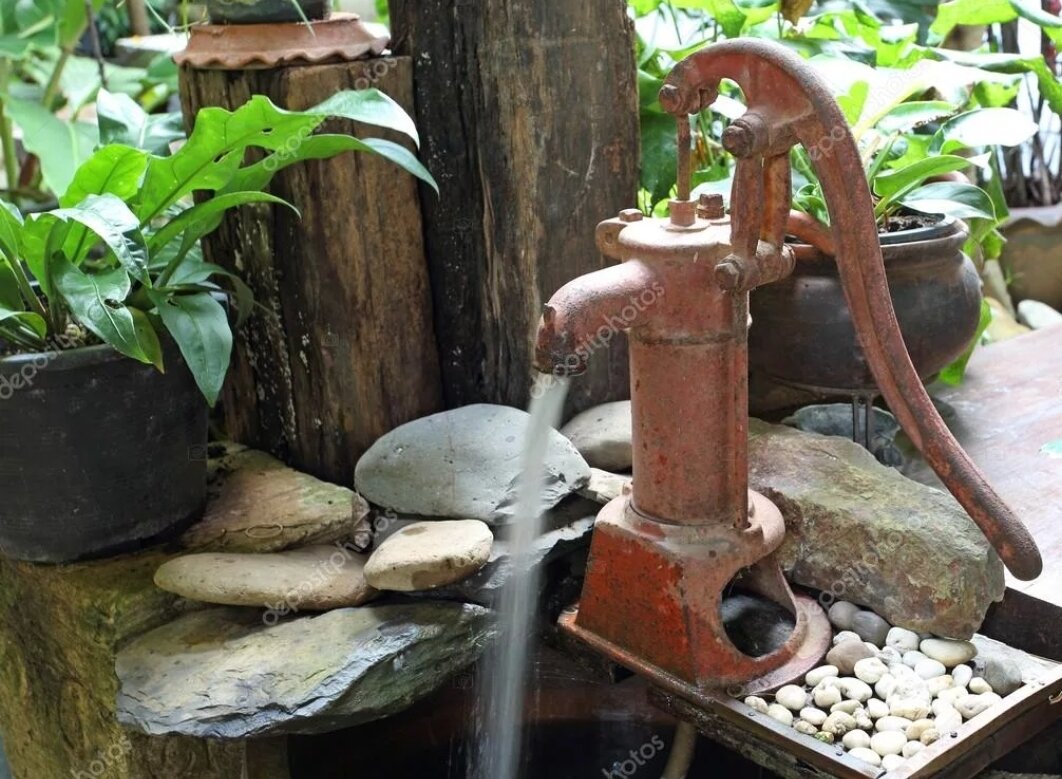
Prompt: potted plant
<box><xmin>205</xmin><ymin>0</ymin><xmax>329</xmax><ymax>24</ymax></box>
<box><xmin>0</xmin><ymin>87</ymin><xmax>436</xmax><ymax>562</ymax></box>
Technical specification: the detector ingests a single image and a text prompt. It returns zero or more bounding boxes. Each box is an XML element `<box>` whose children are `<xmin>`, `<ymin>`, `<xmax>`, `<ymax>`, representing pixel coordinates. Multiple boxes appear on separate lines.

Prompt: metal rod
<box><xmin>677</xmin><ymin>115</ymin><xmax>692</xmax><ymax>201</ymax></box>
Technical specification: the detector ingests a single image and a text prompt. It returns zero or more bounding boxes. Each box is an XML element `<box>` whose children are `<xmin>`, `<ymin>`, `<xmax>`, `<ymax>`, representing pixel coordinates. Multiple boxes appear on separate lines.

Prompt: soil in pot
<box><xmin>0</xmin><ymin>341</ymin><xmax>208</xmax><ymax>563</ymax></box>
<box><xmin>205</xmin><ymin>0</ymin><xmax>329</xmax><ymax>24</ymax></box>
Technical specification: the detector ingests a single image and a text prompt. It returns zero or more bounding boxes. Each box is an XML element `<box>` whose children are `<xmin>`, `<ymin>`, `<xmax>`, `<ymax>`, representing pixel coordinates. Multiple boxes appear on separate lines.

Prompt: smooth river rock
<box><xmin>559</xmin><ymin>401</ymin><xmax>633</xmax><ymax>471</ymax></box>
<box><xmin>748</xmin><ymin>420</ymin><xmax>1005</xmax><ymax>638</ymax></box>
<box><xmin>364</xmin><ymin>520</ymin><xmax>493</xmax><ymax>591</ymax></box>
<box><xmin>116</xmin><ymin>603</ymin><xmax>494</xmax><ymax>738</ymax></box>
<box><xmin>183</xmin><ymin>445</ymin><xmax>371</xmax><ymax>553</ymax></box>
<box><xmin>355</xmin><ymin>404</ymin><xmax>591</xmax><ymax>525</ymax></box>
<box><xmin>154</xmin><ymin>545</ymin><xmax>376</xmax><ymax>610</ymax></box>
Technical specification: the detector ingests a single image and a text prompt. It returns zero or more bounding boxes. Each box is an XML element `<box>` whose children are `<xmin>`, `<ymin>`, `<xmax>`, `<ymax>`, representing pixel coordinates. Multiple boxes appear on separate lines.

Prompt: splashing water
<box><xmin>474</xmin><ymin>374</ymin><xmax>570</xmax><ymax>779</ymax></box>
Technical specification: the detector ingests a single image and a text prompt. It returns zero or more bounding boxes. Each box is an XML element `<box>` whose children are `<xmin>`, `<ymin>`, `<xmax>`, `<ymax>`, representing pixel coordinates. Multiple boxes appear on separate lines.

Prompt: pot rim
<box><xmin>0</xmin><ymin>342</ymin><xmax>127</xmax><ymax>372</ymax></box>
<box><xmin>786</xmin><ymin>214</ymin><xmax>959</xmax><ymax>249</ymax></box>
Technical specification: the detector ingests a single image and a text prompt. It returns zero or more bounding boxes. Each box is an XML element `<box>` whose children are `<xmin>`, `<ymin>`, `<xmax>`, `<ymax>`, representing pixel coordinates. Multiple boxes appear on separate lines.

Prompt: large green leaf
<box><xmin>873</xmin><ymin>154</ymin><xmax>971</xmax><ymax>200</ymax></box>
<box><xmin>671</xmin><ymin>0</ymin><xmax>748</xmax><ymax>37</ymax></box>
<box><xmin>51</xmin><ymin>257</ymin><xmax>158</xmax><ymax>365</ymax></box>
<box><xmin>149</xmin><ymin>290</ymin><xmax>232</xmax><ymax>406</ymax></box>
<box><xmin>938</xmin><ymin>298</ymin><xmax>991</xmax><ymax>385</ymax></box>
<box><xmin>929</xmin><ymin>0</ymin><xmax>1015</xmax><ymax>42</ymax></box>
<box><xmin>308</xmin><ymin>88</ymin><xmax>421</xmax><ymax>147</ymax></box>
<box><xmin>0</xmin><ymin>306</ymin><xmax>46</xmax><ymax>339</ymax></box>
<box><xmin>900</xmin><ymin>181</ymin><xmax>996</xmax><ymax>221</ymax></box>
<box><xmin>147</xmin><ymin>191</ymin><xmax>295</xmax><ymax>259</ymax></box>
<box><xmin>640</xmin><ymin>111</ymin><xmax>677</xmax><ymax>208</ymax></box>
<box><xmin>4</xmin><ymin>97</ymin><xmax>97</xmax><ymax>197</ymax></box>
<box><xmin>61</xmin><ymin>145</ymin><xmax>149</xmax><ymax>207</ymax></box>
<box><xmin>1009</xmin><ymin>0</ymin><xmax>1062</xmax><ymax>46</ymax></box>
<box><xmin>0</xmin><ymin>199</ymin><xmax>23</xmax><ymax>263</ymax></box>
<box><xmin>876</xmin><ymin>101</ymin><xmax>957</xmax><ymax>134</ymax></box>
<box><xmin>932</xmin><ymin>49</ymin><xmax>1062</xmax><ymax>117</ymax></box>
<box><xmin>931</xmin><ymin>108</ymin><xmax>1038</xmax><ymax>153</ymax></box>
<box><xmin>96</xmin><ymin>90</ymin><xmax>185</xmax><ymax>156</ymax></box>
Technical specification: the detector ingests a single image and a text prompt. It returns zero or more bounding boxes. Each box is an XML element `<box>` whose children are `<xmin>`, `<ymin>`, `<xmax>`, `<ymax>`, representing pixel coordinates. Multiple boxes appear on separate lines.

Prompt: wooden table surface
<box><xmin>902</xmin><ymin>323</ymin><xmax>1062</xmax><ymax>607</ymax></box>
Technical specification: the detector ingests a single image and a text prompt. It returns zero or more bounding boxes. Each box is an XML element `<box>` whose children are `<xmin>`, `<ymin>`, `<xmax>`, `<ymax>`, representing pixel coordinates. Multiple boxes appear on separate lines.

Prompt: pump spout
<box><xmin>533</xmin><ymin>259</ymin><xmax>658</xmax><ymax>377</ymax></box>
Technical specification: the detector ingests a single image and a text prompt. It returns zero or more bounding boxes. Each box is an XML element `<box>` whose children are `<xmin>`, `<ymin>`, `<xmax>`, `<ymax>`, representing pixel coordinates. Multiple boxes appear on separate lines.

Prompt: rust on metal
<box><xmin>175</xmin><ymin>13</ymin><xmax>388</xmax><ymax>71</ymax></box>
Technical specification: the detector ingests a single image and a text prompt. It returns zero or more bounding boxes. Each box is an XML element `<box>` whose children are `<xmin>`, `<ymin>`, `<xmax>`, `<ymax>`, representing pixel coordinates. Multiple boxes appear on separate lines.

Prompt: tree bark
<box><xmin>180</xmin><ymin>58</ymin><xmax>443</xmax><ymax>485</ymax></box>
<box><xmin>389</xmin><ymin>0</ymin><xmax>639</xmax><ymax>414</ymax></box>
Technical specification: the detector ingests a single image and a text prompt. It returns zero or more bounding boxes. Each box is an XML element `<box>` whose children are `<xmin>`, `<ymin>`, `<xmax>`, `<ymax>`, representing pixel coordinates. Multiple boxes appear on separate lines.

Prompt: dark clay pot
<box><xmin>749</xmin><ymin>217</ymin><xmax>982</xmax><ymax>393</ymax></box>
<box><xmin>0</xmin><ymin>342</ymin><xmax>208</xmax><ymax>563</ymax></box>
<box><xmin>206</xmin><ymin>0</ymin><xmax>329</xmax><ymax>24</ymax></box>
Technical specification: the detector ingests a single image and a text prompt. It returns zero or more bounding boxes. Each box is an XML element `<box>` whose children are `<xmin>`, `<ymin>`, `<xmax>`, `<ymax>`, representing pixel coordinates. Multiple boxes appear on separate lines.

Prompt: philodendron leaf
<box><xmin>62</xmin><ymin>145</ymin><xmax>149</xmax><ymax>207</ymax></box>
<box><xmin>873</xmin><ymin>155</ymin><xmax>972</xmax><ymax>201</ymax></box>
<box><xmin>671</xmin><ymin>0</ymin><xmax>748</xmax><ymax>37</ymax></box>
<box><xmin>48</xmin><ymin>194</ymin><xmax>146</xmax><ymax>277</ymax></box>
<box><xmin>52</xmin><ymin>257</ymin><xmax>157</xmax><ymax>365</ymax></box>
<box><xmin>0</xmin><ymin>200</ymin><xmax>23</xmax><ymax>263</ymax></box>
<box><xmin>931</xmin><ymin>107</ymin><xmax>1038</xmax><ymax>153</ymax></box>
<box><xmin>929</xmin><ymin>0</ymin><xmax>1016</xmax><ymax>42</ymax></box>
<box><xmin>876</xmin><ymin>101</ymin><xmax>957</xmax><ymax>134</ymax></box>
<box><xmin>900</xmin><ymin>182</ymin><xmax>997</xmax><ymax>221</ymax></box>
<box><xmin>96</xmin><ymin>90</ymin><xmax>185</xmax><ymax>155</ymax></box>
<box><xmin>0</xmin><ymin>307</ymin><xmax>46</xmax><ymax>340</ymax></box>
<box><xmin>4</xmin><ymin>97</ymin><xmax>97</xmax><ymax>197</ymax></box>
<box><xmin>309</xmin><ymin>88</ymin><xmax>421</xmax><ymax>147</ymax></box>
<box><xmin>147</xmin><ymin>191</ymin><xmax>296</xmax><ymax>257</ymax></box>
<box><xmin>149</xmin><ymin>290</ymin><xmax>232</xmax><ymax>406</ymax></box>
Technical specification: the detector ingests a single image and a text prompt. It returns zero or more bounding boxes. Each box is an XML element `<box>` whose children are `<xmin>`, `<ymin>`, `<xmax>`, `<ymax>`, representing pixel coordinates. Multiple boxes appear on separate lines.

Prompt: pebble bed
<box><xmin>738</xmin><ymin>600</ymin><xmax>1017</xmax><ymax>772</ymax></box>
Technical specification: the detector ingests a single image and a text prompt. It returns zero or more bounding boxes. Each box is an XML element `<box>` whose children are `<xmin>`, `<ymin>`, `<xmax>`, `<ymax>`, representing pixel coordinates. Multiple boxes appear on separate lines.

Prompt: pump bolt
<box><xmin>697</xmin><ymin>193</ymin><xmax>725</xmax><ymax>219</ymax></box>
<box><xmin>618</xmin><ymin>208</ymin><xmax>644</xmax><ymax>223</ymax></box>
<box><xmin>715</xmin><ymin>258</ymin><xmax>744</xmax><ymax>290</ymax></box>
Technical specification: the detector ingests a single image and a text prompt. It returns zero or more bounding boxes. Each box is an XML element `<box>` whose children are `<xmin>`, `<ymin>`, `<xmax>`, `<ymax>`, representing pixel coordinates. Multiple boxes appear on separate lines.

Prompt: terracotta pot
<box><xmin>205</xmin><ymin>0</ymin><xmax>329</xmax><ymax>25</ymax></box>
<box><xmin>749</xmin><ymin>216</ymin><xmax>982</xmax><ymax>394</ymax></box>
<box><xmin>0</xmin><ymin>342</ymin><xmax>207</xmax><ymax>562</ymax></box>
<box><xmin>1000</xmin><ymin>203</ymin><xmax>1062</xmax><ymax>310</ymax></box>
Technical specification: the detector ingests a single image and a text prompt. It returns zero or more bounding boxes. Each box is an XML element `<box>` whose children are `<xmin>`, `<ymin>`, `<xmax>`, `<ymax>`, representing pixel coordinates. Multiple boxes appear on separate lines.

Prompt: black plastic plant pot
<box><xmin>205</xmin><ymin>0</ymin><xmax>330</xmax><ymax>24</ymax></box>
<box><xmin>0</xmin><ymin>342</ymin><xmax>208</xmax><ymax>563</ymax></box>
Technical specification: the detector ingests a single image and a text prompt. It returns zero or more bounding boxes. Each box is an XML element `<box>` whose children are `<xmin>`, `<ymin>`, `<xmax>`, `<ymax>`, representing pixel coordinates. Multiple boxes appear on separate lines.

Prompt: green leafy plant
<box><xmin>0</xmin><ymin>88</ymin><xmax>437</xmax><ymax>405</ymax></box>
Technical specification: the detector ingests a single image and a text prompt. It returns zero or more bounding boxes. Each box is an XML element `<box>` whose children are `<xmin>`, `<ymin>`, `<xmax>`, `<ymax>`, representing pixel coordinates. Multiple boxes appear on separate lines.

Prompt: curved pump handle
<box><xmin>659</xmin><ymin>39</ymin><xmax>1042</xmax><ymax>581</ymax></box>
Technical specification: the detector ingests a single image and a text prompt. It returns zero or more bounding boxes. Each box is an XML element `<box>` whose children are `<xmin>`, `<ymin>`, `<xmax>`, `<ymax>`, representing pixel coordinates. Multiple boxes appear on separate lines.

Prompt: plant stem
<box><xmin>42</xmin><ymin>48</ymin><xmax>72</xmax><ymax>111</ymax></box>
<box><xmin>0</xmin><ymin>61</ymin><xmax>18</xmax><ymax>198</ymax></box>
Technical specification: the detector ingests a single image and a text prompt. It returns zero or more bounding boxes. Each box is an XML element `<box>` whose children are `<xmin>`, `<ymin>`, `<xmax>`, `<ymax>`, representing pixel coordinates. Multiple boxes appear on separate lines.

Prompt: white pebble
<box><xmin>914</xmin><ymin>659</ymin><xmax>947</xmax><ymax>679</ymax></box>
<box><xmin>969</xmin><ymin>677</ymin><xmax>993</xmax><ymax>695</ymax></box>
<box><xmin>800</xmin><ymin>707</ymin><xmax>827</xmax><ymax>727</ymax></box>
<box><xmin>842</xmin><ymin>729</ymin><xmax>871</xmax><ymax>750</ymax></box>
<box><xmin>814</xmin><ymin>685</ymin><xmax>842</xmax><ymax>708</ymax></box>
<box><xmin>870</xmin><ymin>730</ymin><xmax>906</xmax><ymax>757</ymax></box>
<box><xmin>831</xmin><ymin>699</ymin><xmax>861</xmax><ymax>714</ymax></box>
<box><xmin>890</xmin><ymin>698</ymin><xmax>930</xmax><ymax>721</ymax></box>
<box><xmin>920</xmin><ymin>728</ymin><xmax>940</xmax><ymax>745</ymax></box>
<box><xmin>794</xmin><ymin>720</ymin><xmax>818</xmax><ymax>736</ymax></box>
<box><xmin>952</xmin><ymin>664</ymin><xmax>973</xmax><ymax>688</ymax></box>
<box><xmin>875</xmin><ymin>674</ymin><xmax>897</xmax><ymax>700</ymax></box>
<box><xmin>848</xmin><ymin>747</ymin><xmax>882</xmax><ymax>766</ymax></box>
<box><xmin>890</xmin><ymin>663</ymin><xmax>918</xmax><ymax>679</ymax></box>
<box><xmin>927</xmin><ymin>675</ymin><xmax>954</xmax><ymax>696</ymax></box>
<box><xmin>902</xmin><ymin>650</ymin><xmax>928</xmax><ymax>668</ymax></box>
<box><xmin>866</xmin><ymin>698</ymin><xmax>889</xmax><ymax>719</ymax></box>
<box><xmin>854</xmin><ymin>657</ymin><xmax>889</xmax><ymax>685</ymax></box>
<box><xmin>832</xmin><ymin>630</ymin><xmax>861</xmax><ymax>646</ymax></box>
<box><xmin>822</xmin><ymin>711</ymin><xmax>857</xmax><ymax>736</ymax></box>
<box><xmin>888</xmin><ymin>678</ymin><xmax>931</xmax><ymax>705</ymax></box>
<box><xmin>841</xmin><ymin>677</ymin><xmax>873</xmax><ymax>702</ymax></box>
<box><xmin>744</xmin><ymin>695</ymin><xmax>769</xmax><ymax>714</ymax></box>
<box><xmin>955</xmin><ymin>694</ymin><xmax>992</xmax><ymax>719</ymax></box>
<box><xmin>934</xmin><ymin>704</ymin><xmax>963</xmax><ymax>733</ymax></box>
<box><xmin>767</xmin><ymin>703</ymin><xmax>793</xmax><ymax>725</ymax></box>
<box><xmin>902</xmin><ymin>741</ymin><xmax>925</xmax><ymax>758</ymax></box>
<box><xmin>886</xmin><ymin>627</ymin><xmax>921</xmax><ymax>653</ymax></box>
<box><xmin>882</xmin><ymin>754</ymin><xmax>905</xmax><ymax>771</ymax></box>
<box><xmin>905</xmin><ymin>718</ymin><xmax>935</xmax><ymax>740</ymax></box>
<box><xmin>877</xmin><ymin>646</ymin><xmax>903</xmax><ymax>666</ymax></box>
<box><xmin>854</xmin><ymin>712</ymin><xmax>874</xmax><ymax>731</ymax></box>
<box><xmin>805</xmin><ymin>665</ymin><xmax>838</xmax><ymax>687</ymax></box>
<box><xmin>776</xmin><ymin>685</ymin><xmax>807</xmax><ymax>711</ymax></box>
<box><xmin>920</xmin><ymin>638</ymin><xmax>977</xmax><ymax>667</ymax></box>
<box><xmin>936</xmin><ymin>686</ymin><xmax>968</xmax><ymax>705</ymax></box>
<box><xmin>875</xmin><ymin>716</ymin><xmax>913</xmax><ymax>732</ymax></box>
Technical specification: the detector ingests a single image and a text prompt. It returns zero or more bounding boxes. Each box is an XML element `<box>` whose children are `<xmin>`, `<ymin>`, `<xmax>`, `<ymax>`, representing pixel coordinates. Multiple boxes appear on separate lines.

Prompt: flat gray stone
<box><xmin>354</xmin><ymin>404</ymin><xmax>590</xmax><ymax>525</ymax></box>
<box><xmin>578</xmin><ymin>468</ymin><xmax>631</xmax><ymax>505</ymax></box>
<box><xmin>364</xmin><ymin>520</ymin><xmax>493</xmax><ymax>591</ymax></box>
<box><xmin>116</xmin><ymin>602</ymin><xmax>494</xmax><ymax>738</ymax></box>
<box><xmin>559</xmin><ymin>400</ymin><xmax>633</xmax><ymax>471</ymax></box>
<box><xmin>183</xmin><ymin>445</ymin><xmax>369</xmax><ymax>553</ymax></box>
<box><xmin>154</xmin><ymin>545</ymin><xmax>377</xmax><ymax>610</ymax></box>
<box><xmin>749</xmin><ymin>420</ymin><xmax>1005</xmax><ymax>638</ymax></box>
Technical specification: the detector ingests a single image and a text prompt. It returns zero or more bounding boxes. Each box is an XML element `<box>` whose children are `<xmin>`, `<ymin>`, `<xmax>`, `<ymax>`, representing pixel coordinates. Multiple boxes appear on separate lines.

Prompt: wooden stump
<box><xmin>179</xmin><ymin>57</ymin><xmax>443</xmax><ymax>485</ymax></box>
<box><xmin>389</xmin><ymin>0</ymin><xmax>640</xmax><ymax>414</ymax></box>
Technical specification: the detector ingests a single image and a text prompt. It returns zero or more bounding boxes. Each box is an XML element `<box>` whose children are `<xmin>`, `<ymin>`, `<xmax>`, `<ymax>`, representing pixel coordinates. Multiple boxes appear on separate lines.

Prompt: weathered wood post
<box><xmin>179</xmin><ymin>28</ymin><xmax>443</xmax><ymax>484</ymax></box>
<box><xmin>389</xmin><ymin>0</ymin><xmax>640</xmax><ymax>414</ymax></box>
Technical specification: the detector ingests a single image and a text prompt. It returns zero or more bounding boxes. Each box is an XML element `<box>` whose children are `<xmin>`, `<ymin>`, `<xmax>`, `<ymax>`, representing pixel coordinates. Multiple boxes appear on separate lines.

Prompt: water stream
<box><xmin>474</xmin><ymin>374</ymin><xmax>570</xmax><ymax>779</ymax></box>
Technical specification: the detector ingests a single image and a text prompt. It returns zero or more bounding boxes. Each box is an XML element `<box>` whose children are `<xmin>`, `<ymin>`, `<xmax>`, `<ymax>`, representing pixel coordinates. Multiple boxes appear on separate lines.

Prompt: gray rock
<box><xmin>851</xmin><ymin>611</ymin><xmax>891</xmax><ymax>646</ymax></box>
<box><xmin>559</xmin><ymin>401</ymin><xmax>633</xmax><ymax>471</ymax></box>
<box><xmin>183</xmin><ymin>445</ymin><xmax>369</xmax><ymax>553</ymax></box>
<box><xmin>354</xmin><ymin>404</ymin><xmax>591</xmax><ymax>526</ymax></box>
<box><xmin>749</xmin><ymin>420</ymin><xmax>1005</xmax><ymax>638</ymax></box>
<box><xmin>578</xmin><ymin>468</ymin><xmax>631</xmax><ymax>505</ymax></box>
<box><xmin>827</xmin><ymin>601</ymin><xmax>860</xmax><ymax>631</ymax></box>
<box><xmin>826</xmin><ymin>639</ymin><xmax>875</xmax><ymax>676</ymax></box>
<box><xmin>1016</xmin><ymin>299</ymin><xmax>1062</xmax><ymax>330</ymax></box>
<box><xmin>920</xmin><ymin>638</ymin><xmax>977</xmax><ymax>667</ymax></box>
<box><xmin>982</xmin><ymin>657</ymin><xmax>1024</xmax><ymax>697</ymax></box>
<box><xmin>116</xmin><ymin>603</ymin><xmax>494</xmax><ymax>738</ymax></box>
<box><xmin>154</xmin><ymin>544</ymin><xmax>377</xmax><ymax>610</ymax></box>
<box><xmin>782</xmin><ymin>404</ymin><xmax>903</xmax><ymax>466</ymax></box>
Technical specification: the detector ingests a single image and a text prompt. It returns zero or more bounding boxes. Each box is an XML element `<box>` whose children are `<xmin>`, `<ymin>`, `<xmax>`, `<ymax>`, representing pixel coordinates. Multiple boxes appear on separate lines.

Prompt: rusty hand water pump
<box><xmin>533</xmin><ymin>39</ymin><xmax>1042</xmax><ymax>695</ymax></box>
